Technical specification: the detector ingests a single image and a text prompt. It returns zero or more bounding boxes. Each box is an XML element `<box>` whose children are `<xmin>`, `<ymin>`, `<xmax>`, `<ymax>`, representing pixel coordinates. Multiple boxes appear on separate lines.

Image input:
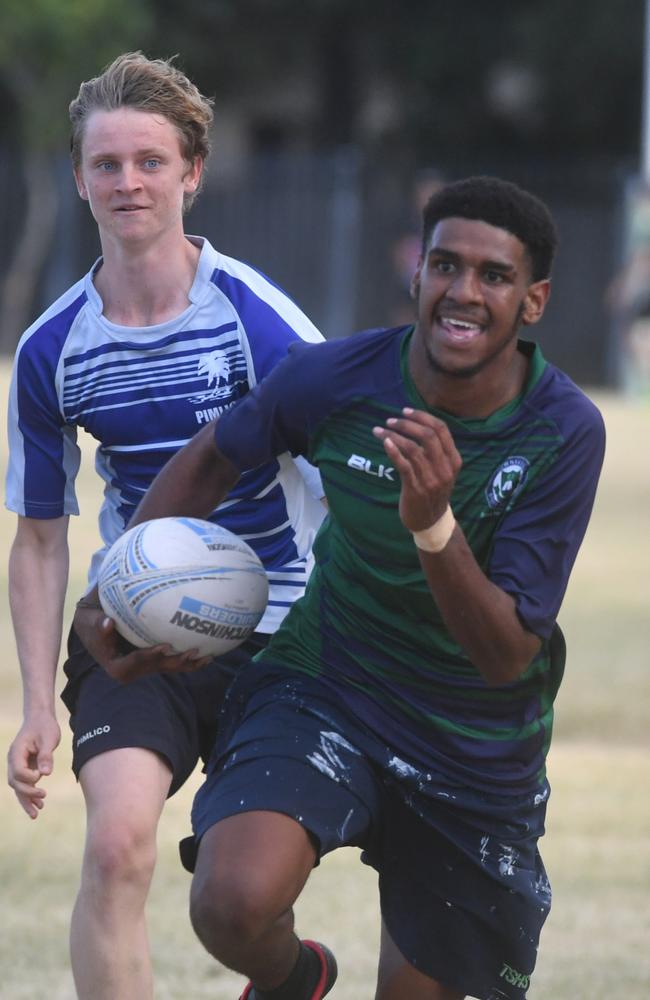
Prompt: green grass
<box><xmin>1</xmin><ymin>371</ymin><xmax>649</xmax><ymax>998</ymax></box>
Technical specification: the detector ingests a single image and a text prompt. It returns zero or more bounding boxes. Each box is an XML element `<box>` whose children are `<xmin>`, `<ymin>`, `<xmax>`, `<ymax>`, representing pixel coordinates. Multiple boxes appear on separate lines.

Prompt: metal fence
<box><xmin>0</xmin><ymin>146</ymin><xmax>632</xmax><ymax>386</ymax></box>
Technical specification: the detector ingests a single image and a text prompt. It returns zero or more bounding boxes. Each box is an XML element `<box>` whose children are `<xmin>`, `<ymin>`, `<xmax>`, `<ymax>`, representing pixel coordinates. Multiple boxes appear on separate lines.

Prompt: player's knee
<box><xmin>84</xmin><ymin>816</ymin><xmax>157</xmax><ymax>891</ymax></box>
<box><xmin>189</xmin><ymin>867</ymin><xmax>278</xmax><ymax>958</ymax></box>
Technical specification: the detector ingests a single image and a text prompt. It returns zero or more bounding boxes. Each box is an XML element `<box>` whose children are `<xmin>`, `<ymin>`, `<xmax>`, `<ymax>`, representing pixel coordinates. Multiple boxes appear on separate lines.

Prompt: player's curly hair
<box><xmin>69</xmin><ymin>52</ymin><xmax>214</xmax><ymax>209</ymax></box>
<box><xmin>421</xmin><ymin>176</ymin><xmax>558</xmax><ymax>282</ymax></box>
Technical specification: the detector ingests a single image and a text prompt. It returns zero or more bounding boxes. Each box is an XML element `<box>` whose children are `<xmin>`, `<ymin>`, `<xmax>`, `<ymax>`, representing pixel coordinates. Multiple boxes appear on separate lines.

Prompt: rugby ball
<box><xmin>97</xmin><ymin>517</ymin><xmax>268</xmax><ymax>657</ymax></box>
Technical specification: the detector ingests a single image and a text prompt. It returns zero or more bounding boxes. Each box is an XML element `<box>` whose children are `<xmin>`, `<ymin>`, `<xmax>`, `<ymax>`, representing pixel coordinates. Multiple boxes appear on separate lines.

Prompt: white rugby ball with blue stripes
<box><xmin>98</xmin><ymin>517</ymin><xmax>269</xmax><ymax>657</ymax></box>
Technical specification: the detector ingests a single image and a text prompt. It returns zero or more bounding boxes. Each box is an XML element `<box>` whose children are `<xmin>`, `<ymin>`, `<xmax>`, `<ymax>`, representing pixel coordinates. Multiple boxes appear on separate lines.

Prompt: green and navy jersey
<box><xmin>215</xmin><ymin>325</ymin><xmax>605</xmax><ymax>794</ymax></box>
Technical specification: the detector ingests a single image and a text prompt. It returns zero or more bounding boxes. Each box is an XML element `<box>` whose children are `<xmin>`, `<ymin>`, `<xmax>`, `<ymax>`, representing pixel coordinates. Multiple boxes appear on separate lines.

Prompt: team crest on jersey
<box><xmin>188</xmin><ymin>349</ymin><xmax>233</xmax><ymax>403</ymax></box>
<box><xmin>485</xmin><ymin>456</ymin><xmax>530</xmax><ymax>510</ymax></box>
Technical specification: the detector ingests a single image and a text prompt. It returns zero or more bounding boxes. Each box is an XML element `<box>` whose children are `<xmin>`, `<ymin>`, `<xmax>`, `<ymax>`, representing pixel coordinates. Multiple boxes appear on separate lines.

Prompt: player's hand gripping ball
<box><xmin>98</xmin><ymin>517</ymin><xmax>268</xmax><ymax>657</ymax></box>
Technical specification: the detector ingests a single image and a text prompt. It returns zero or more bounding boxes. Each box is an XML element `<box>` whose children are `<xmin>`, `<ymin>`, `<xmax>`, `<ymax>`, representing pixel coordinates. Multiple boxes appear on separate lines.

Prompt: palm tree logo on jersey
<box><xmin>188</xmin><ymin>349</ymin><xmax>233</xmax><ymax>403</ymax></box>
<box><xmin>485</xmin><ymin>456</ymin><xmax>530</xmax><ymax>511</ymax></box>
<box><xmin>198</xmin><ymin>349</ymin><xmax>230</xmax><ymax>387</ymax></box>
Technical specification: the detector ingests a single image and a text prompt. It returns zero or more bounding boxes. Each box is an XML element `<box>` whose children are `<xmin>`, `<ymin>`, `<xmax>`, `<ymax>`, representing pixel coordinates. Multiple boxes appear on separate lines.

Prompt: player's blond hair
<box><xmin>69</xmin><ymin>52</ymin><xmax>214</xmax><ymax>208</ymax></box>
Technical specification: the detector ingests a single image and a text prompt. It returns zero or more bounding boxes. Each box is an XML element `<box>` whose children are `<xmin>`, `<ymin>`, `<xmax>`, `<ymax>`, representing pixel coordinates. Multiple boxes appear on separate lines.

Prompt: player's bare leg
<box><xmin>190</xmin><ymin>811</ymin><xmax>318</xmax><ymax>988</ymax></box>
<box><xmin>70</xmin><ymin>748</ymin><xmax>172</xmax><ymax>1000</ymax></box>
<box><xmin>376</xmin><ymin>921</ymin><xmax>464</xmax><ymax>1000</ymax></box>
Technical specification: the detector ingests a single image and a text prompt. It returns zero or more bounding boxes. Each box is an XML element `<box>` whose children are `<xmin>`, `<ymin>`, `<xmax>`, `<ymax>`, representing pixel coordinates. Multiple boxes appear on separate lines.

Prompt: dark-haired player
<box><xmin>76</xmin><ymin>176</ymin><xmax>605</xmax><ymax>999</ymax></box>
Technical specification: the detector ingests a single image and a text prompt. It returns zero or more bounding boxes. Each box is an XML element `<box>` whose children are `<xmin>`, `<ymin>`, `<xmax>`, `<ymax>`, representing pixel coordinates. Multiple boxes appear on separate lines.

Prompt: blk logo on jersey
<box><xmin>485</xmin><ymin>456</ymin><xmax>530</xmax><ymax>510</ymax></box>
<box><xmin>347</xmin><ymin>453</ymin><xmax>395</xmax><ymax>481</ymax></box>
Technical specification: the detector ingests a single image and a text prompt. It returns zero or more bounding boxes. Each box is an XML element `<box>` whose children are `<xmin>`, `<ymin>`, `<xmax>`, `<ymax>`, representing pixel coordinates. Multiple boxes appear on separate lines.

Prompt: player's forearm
<box><xmin>130</xmin><ymin>421</ymin><xmax>240</xmax><ymax>527</ymax></box>
<box><xmin>9</xmin><ymin>526</ymin><xmax>69</xmax><ymax>714</ymax></box>
<box><xmin>418</xmin><ymin>527</ymin><xmax>541</xmax><ymax>686</ymax></box>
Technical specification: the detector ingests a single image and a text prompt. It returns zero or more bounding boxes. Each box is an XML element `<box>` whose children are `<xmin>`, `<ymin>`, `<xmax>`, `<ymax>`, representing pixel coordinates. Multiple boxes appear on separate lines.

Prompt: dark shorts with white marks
<box><xmin>189</xmin><ymin>664</ymin><xmax>551</xmax><ymax>999</ymax></box>
<box><xmin>61</xmin><ymin>627</ymin><xmax>268</xmax><ymax>796</ymax></box>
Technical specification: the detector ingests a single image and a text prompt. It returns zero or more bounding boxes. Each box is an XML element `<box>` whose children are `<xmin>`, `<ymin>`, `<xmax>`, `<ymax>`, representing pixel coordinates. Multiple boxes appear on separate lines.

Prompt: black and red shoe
<box><xmin>238</xmin><ymin>940</ymin><xmax>338</xmax><ymax>999</ymax></box>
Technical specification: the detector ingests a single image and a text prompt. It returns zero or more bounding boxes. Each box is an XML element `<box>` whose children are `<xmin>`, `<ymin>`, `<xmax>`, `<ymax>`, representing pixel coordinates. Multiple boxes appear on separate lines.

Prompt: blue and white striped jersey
<box><xmin>5</xmin><ymin>237</ymin><xmax>326</xmax><ymax>633</ymax></box>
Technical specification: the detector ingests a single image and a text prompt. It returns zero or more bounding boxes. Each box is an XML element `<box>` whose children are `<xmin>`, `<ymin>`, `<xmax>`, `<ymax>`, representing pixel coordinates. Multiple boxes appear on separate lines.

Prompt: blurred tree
<box><xmin>148</xmin><ymin>0</ymin><xmax>365</xmax><ymax>147</ymax></box>
<box><xmin>393</xmin><ymin>0</ymin><xmax>645</xmax><ymax>163</ymax></box>
<box><xmin>0</xmin><ymin>0</ymin><xmax>152</xmax><ymax>351</ymax></box>
<box><xmin>145</xmin><ymin>0</ymin><xmax>644</xmax><ymax>161</ymax></box>
<box><xmin>0</xmin><ymin>0</ymin><xmax>644</xmax><ymax>351</ymax></box>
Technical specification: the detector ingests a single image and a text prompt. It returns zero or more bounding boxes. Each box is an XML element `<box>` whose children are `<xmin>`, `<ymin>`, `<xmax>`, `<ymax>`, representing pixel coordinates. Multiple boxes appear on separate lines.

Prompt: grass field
<box><xmin>1</xmin><ymin>363</ymin><xmax>649</xmax><ymax>999</ymax></box>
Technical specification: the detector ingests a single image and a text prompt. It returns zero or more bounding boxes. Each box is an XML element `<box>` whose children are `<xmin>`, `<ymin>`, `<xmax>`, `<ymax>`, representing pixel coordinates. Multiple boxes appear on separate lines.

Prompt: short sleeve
<box><xmin>489</xmin><ymin>405</ymin><xmax>605</xmax><ymax>638</ymax></box>
<box><xmin>214</xmin><ymin>341</ymin><xmax>324</xmax><ymax>470</ymax></box>
<box><xmin>5</xmin><ymin>339</ymin><xmax>81</xmax><ymax>519</ymax></box>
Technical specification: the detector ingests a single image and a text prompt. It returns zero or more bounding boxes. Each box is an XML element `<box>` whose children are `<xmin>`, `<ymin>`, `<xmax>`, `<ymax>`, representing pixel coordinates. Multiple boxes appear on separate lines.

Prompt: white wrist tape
<box><xmin>411</xmin><ymin>505</ymin><xmax>456</xmax><ymax>553</ymax></box>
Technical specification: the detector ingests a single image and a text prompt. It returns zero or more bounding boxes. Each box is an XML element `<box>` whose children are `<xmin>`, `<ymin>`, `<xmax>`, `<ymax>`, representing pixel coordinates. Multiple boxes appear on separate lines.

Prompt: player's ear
<box><xmin>410</xmin><ymin>258</ymin><xmax>423</xmax><ymax>300</ymax></box>
<box><xmin>521</xmin><ymin>279</ymin><xmax>551</xmax><ymax>326</ymax></box>
<box><xmin>183</xmin><ymin>156</ymin><xmax>203</xmax><ymax>194</ymax></box>
<box><xmin>74</xmin><ymin>167</ymin><xmax>89</xmax><ymax>201</ymax></box>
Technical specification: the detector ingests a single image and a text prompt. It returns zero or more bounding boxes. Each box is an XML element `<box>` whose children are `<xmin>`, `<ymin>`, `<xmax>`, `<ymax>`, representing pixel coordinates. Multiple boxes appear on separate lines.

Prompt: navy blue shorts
<box><xmin>189</xmin><ymin>666</ymin><xmax>551</xmax><ymax>1000</ymax></box>
<box><xmin>60</xmin><ymin>628</ymin><xmax>268</xmax><ymax>796</ymax></box>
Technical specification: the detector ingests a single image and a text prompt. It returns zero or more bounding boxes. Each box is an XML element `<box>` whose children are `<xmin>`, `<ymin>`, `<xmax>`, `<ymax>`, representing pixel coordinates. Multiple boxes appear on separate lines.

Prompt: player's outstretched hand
<box><xmin>7</xmin><ymin>712</ymin><xmax>61</xmax><ymax>819</ymax></box>
<box><xmin>373</xmin><ymin>407</ymin><xmax>462</xmax><ymax>532</ymax></box>
<box><xmin>73</xmin><ymin>595</ymin><xmax>211</xmax><ymax>684</ymax></box>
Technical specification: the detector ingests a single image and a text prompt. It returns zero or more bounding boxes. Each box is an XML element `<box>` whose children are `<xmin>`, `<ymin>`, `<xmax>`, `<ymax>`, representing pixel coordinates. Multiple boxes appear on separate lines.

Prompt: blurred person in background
<box><xmin>607</xmin><ymin>182</ymin><xmax>650</xmax><ymax>398</ymax></box>
<box><xmin>5</xmin><ymin>52</ymin><xmax>326</xmax><ymax>1000</ymax></box>
<box><xmin>389</xmin><ymin>169</ymin><xmax>445</xmax><ymax>325</ymax></box>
